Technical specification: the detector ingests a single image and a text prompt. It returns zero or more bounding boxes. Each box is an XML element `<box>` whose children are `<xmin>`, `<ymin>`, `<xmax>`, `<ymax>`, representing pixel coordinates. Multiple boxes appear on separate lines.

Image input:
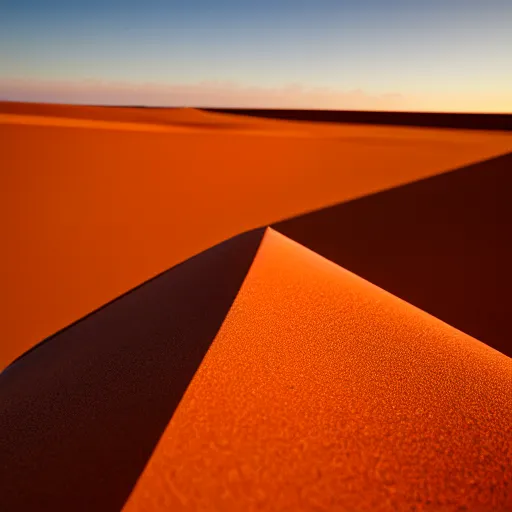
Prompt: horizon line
<box><xmin>2</xmin><ymin>99</ymin><xmax>512</xmax><ymax>117</ymax></box>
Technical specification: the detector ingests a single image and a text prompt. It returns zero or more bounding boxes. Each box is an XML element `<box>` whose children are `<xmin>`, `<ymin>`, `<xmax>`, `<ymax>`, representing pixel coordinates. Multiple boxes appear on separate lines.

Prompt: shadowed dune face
<box><xmin>1</xmin><ymin>103</ymin><xmax>512</xmax><ymax>369</ymax></box>
<box><xmin>207</xmin><ymin>108</ymin><xmax>512</xmax><ymax>131</ymax></box>
<box><xmin>273</xmin><ymin>152</ymin><xmax>512</xmax><ymax>357</ymax></box>
<box><xmin>0</xmin><ymin>229</ymin><xmax>264</xmax><ymax>512</ymax></box>
<box><xmin>123</xmin><ymin>229</ymin><xmax>512</xmax><ymax>512</ymax></box>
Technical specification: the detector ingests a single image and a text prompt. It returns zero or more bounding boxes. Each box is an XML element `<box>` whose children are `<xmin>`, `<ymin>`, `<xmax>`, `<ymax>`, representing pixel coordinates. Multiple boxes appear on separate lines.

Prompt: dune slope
<box><xmin>274</xmin><ymin>152</ymin><xmax>512</xmax><ymax>357</ymax></box>
<box><xmin>0</xmin><ymin>228</ymin><xmax>264</xmax><ymax>512</ymax></box>
<box><xmin>124</xmin><ymin>228</ymin><xmax>512</xmax><ymax>512</ymax></box>
<box><xmin>0</xmin><ymin>102</ymin><xmax>255</xmax><ymax>129</ymax></box>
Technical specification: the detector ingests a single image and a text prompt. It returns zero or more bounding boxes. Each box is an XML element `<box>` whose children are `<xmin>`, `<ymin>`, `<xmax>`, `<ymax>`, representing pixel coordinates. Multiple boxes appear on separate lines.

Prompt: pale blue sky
<box><xmin>1</xmin><ymin>0</ymin><xmax>511</xmax><ymax>110</ymax></box>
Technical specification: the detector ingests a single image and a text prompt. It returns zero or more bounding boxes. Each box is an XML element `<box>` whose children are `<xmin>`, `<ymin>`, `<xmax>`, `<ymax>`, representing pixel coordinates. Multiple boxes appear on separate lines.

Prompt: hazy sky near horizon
<box><xmin>1</xmin><ymin>0</ymin><xmax>511</xmax><ymax>111</ymax></box>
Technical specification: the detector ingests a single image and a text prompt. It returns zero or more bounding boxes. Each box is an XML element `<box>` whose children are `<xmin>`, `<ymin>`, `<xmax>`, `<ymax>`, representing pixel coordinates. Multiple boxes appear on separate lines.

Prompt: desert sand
<box><xmin>2</xmin><ymin>102</ymin><xmax>511</xmax><ymax>369</ymax></box>
<box><xmin>274</xmin><ymin>152</ymin><xmax>512</xmax><ymax>356</ymax></box>
<box><xmin>2</xmin><ymin>225</ymin><xmax>510</xmax><ymax>511</ymax></box>
<box><xmin>0</xmin><ymin>228</ymin><xmax>265</xmax><ymax>512</ymax></box>
<box><xmin>123</xmin><ymin>228</ymin><xmax>512</xmax><ymax>511</ymax></box>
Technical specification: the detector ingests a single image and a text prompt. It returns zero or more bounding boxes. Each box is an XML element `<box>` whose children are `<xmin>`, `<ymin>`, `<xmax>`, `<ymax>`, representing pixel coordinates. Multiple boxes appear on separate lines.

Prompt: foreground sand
<box><xmin>123</xmin><ymin>228</ymin><xmax>512</xmax><ymax>511</ymax></box>
<box><xmin>1</xmin><ymin>103</ymin><xmax>512</xmax><ymax>369</ymax></box>
<box><xmin>2</xmin><ymin>226</ymin><xmax>510</xmax><ymax>511</ymax></box>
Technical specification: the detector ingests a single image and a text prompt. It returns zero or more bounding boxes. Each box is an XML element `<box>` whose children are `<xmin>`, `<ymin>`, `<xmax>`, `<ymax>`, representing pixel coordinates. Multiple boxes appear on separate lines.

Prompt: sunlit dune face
<box><xmin>0</xmin><ymin>102</ymin><xmax>306</xmax><ymax>131</ymax></box>
<box><xmin>1</xmin><ymin>104</ymin><xmax>512</xmax><ymax>369</ymax></box>
<box><xmin>123</xmin><ymin>228</ymin><xmax>512</xmax><ymax>512</ymax></box>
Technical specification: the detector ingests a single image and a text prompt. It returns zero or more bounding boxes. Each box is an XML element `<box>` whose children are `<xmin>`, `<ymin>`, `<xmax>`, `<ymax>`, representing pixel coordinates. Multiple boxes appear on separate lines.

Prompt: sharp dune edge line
<box><xmin>265</xmin><ymin>230</ymin><xmax>492</xmax><ymax>350</ymax></box>
<box><xmin>0</xmin><ymin>113</ymin><xmax>309</xmax><ymax>137</ymax></box>
<box><xmin>272</xmin><ymin>151</ymin><xmax>512</xmax><ymax>356</ymax></box>
<box><xmin>3</xmin><ymin>223</ymin><xmax>492</xmax><ymax>373</ymax></box>
<box><xmin>0</xmin><ymin>228</ymin><xmax>266</xmax><ymax>512</ymax></box>
<box><xmin>207</xmin><ymin>108</ymin><xmax>512</xmax><ymax>131</ymax></box>
<box><xmin>123</xmin><ymin>228</ymin><xmax>512</xmax><ymax>512</ymax></box>
<box><xmin>1</xmin><ymin>226</ymin><xmax>510</xmax><ymax>510</ymax></box>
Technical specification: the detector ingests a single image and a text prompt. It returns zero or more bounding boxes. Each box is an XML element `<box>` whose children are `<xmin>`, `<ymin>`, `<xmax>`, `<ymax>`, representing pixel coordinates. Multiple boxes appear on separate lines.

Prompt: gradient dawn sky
<box><xmin>1</xmin><ymin>0</ymin><xmax>511</xmax><ymax>112</ymax></box>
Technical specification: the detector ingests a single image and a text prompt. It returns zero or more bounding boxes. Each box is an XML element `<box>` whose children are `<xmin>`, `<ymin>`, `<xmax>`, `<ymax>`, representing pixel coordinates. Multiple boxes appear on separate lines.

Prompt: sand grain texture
<box><xmin>0</xmin><ymin>229</ymin><xmax>264</xmax><ymax>512</ymax></box>
<box><xmin>123</xmin><ymin>228</ymin><xmax>512</xmax><ymax>512</ymax></box>
<box><xmin>274</xmin><ymin>152</ymin><xmax>512</xmax><ymax>356</ymax></box>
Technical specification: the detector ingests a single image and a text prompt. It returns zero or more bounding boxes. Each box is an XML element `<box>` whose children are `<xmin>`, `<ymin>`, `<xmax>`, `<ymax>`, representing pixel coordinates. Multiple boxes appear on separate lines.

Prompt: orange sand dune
<box><xmin>273</xmin><ymin>152</ymin><xmax>512</xmax><ymax>356</ymax></box>
<box><xmin>124</xmin><ymin>228</ymin><xmax>512</xmax><ymax>512</ymax></box>
<box><xmin>0</xmin><ymin>229</ymin><xmax>265</xmax><ymax>512</ymax></box>
<box><xmin>0</xmin><ymin>113</ymin><xmax>300</xmax><ymax>137</ymax></box>
<box><xmin>1</xmin><ymin>103</ymin><xmax>512</xmax><ymax>369</ymax></box>
<box><xmin>0</xmin><ymin>102</ymin><xmax>298</xmax><ymax>131</ymax></box>
<box><xmin>0</xmin><ymin>102</ymin><xmax>228</xmax><ymax>127</ymax></box>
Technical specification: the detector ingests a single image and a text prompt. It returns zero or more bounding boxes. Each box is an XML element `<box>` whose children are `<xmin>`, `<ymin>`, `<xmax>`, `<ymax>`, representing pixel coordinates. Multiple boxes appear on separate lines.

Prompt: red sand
<box><xmin>2</xmin><ymin>103</ymin><xmax>512</xmax><ymax>369</ymax></box>
<box><xmin>123</xmin><ymin>228</ymin><xmax>512</xmax><ymax>512</ymax></box>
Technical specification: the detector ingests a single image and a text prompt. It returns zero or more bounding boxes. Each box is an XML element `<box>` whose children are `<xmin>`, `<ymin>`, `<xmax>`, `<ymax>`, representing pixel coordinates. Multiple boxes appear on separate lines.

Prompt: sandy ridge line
<box><xmin>0</xmin><ymin>113</ymin><xmax>309</xmax><ymax>137</ymax></box>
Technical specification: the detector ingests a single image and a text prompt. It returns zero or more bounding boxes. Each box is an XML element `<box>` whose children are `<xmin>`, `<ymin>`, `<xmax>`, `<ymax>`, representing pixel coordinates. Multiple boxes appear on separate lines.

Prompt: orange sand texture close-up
<box><xmin>1</xmin><ymin>102</ymin><xmax>511</xmax><ymax>512</ymax></box>
<box><xmin>124</xmin><ymin>229</ymin><xmax>512</xmax><ymax>512</ymax></box>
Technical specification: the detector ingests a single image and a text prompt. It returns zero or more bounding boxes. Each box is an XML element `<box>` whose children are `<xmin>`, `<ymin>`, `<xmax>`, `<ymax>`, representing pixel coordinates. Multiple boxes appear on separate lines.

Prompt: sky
<box><xmin>1</xmin><ymin>0</ymin><xmax>511</xmax><ymax>112</ymax></box>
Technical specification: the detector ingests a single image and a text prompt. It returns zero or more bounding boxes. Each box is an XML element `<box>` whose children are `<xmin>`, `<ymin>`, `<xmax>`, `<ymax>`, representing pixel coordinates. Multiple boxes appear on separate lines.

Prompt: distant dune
<box><xmin>207</xmin><ymin>108</ymin><xmax>512</xmax><ymax>131</ymax></box>
<box><xmin>0</xmin><ymin>102</ymin><xmax>302</xmax><ymax>131</ymax></box>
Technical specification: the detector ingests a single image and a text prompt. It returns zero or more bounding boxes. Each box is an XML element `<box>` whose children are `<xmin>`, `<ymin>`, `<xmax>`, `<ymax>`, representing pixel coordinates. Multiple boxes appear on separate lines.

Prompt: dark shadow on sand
<box><xmin>0</xmin><ymin>228</ymin><xmax>265</xmax><ymax>512</ymax></box>
<box><xmin>0</xmin><ymin>102</ymin><xmax>247</xmax><ymax>131</ymax></box>
<box><xmin>273</xmin><ymin>153</ymin><xmax>512</xmax><ymax>357</ymax></box>
<box><xmin>204</xmin><ymin>109</ymin><xmax>512</xmax><ymax>131</ymax></box>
